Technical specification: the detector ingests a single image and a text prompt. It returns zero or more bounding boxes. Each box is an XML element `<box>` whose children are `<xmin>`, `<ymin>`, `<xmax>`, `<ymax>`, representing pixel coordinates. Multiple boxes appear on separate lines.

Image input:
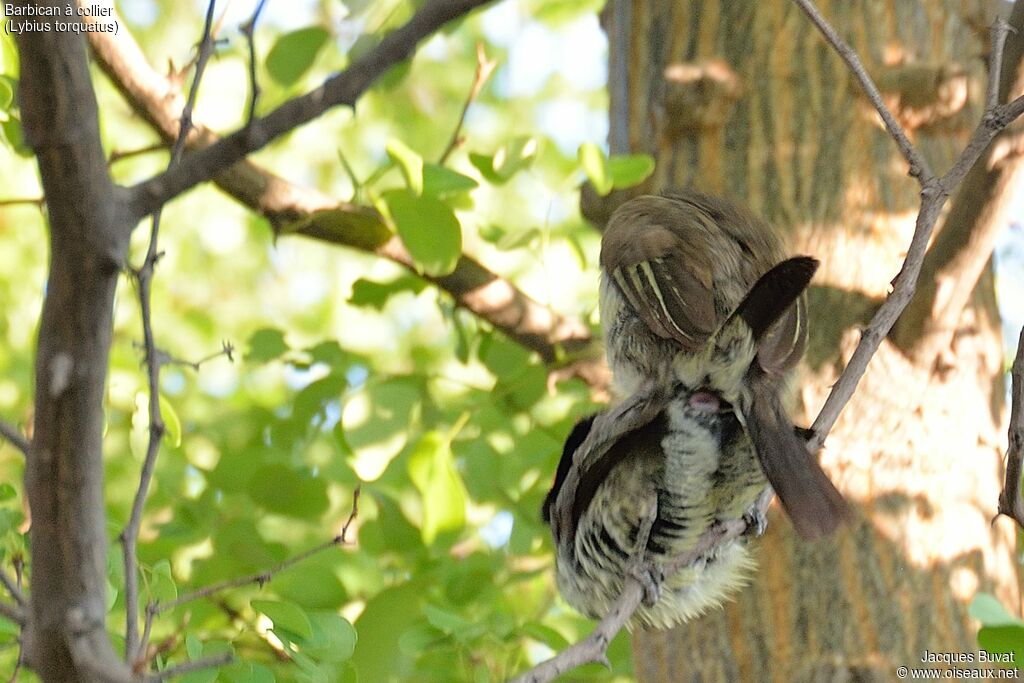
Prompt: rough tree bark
<box><xmin>598</xmin><ymin>1</ymin><xmax>1023</xmax><ymax>680</ymax></box>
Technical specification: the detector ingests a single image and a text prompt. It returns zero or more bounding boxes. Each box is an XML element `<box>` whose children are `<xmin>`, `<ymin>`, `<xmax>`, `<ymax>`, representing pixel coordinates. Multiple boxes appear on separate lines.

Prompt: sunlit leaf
<box><xmin>970</xmin><ymin>593</ymin><xmax>1024</xmax><ymax>627</ymax></box>
<box><xmin>422</xmin><ymin>164</ymin><xmax>478</xmax><ymax>197</ymax></box>
<box><xmin>159</xmin><ymin>394</ymin><xmax>182</xmax><ymax>447</ymax></box>
<box><xmin>247</xmin><ymin>328</ymin><xmax>289</xmax><ymax>363</ymax></box>
<box><xmin>386</xmin><ymin>138</ymin><xmax>424</xmax><ymax>195</ymax></box>
<box><xmin>407</xmin><ymin>431</ymin><xmax>467</xmax><ymax>544</ymax></box>
<box><xmin>578</xmin><ymin>141</ymin><xmax>611</xmax><ymax>195</ymax></box>
<box><xmin>252</xmin><ymin>599</ymin><xmax>313</xmax><ymax>639</ymax></box>
<box><xmin>608</xmin><ymin>153</ymin><xmax>656</xmax><ymax>188</ymax></box>
<box><xmin>469</xmin><ymin>136</ymin><xmax>537</xmax><ymax>185</ymax></box>
<box><xmin>266</xmin><ymin>26</ymin><xmax>330</xmax><ymax>85</ymax></box>
<box><xmin>382</xmin><ymin>189</ymin><xmax>462</xmax><ymax>277</ymax></box>
<box><xmin>349</xmin><ymin>276</ymin><xmax>427</xmax><ymax>310</ymax></box>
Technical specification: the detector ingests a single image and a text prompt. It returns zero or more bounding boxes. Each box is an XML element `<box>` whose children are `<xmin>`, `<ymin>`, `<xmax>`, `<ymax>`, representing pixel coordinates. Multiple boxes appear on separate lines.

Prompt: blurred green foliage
<box><xmin>0</xmin><ymin>0</ymin><xmax>649</xmax><ymax>680</ymax></box>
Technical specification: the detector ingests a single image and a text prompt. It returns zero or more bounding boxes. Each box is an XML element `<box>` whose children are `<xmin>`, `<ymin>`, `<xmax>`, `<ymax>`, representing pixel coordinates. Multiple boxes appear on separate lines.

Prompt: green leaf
<box><xmin>386</xmin><ymin>138</ymin><xmax>424</xmax><ymax>195</ymax></box>
<box><xmin>407</xmin><ymin>431</ymin><xmax>468</xmax><ymax>544</ymax></box>
<box><xmin>382</xmin><ymin>189</ymin><xmax>462</xmax><ymax>277</ymax></box>
<box><xmin>159</xmin><ymin>394</ymin><xmax>182</xmax><ymax>447</ymax></box>
<box><xmin>185</xmin><ymin>633</ymin><xmax>203</xmax><ymax>660</ymax></box>
<box><xmin>978</xmin><ymin>625</ymin><xmax>1024</xmax><ymax>664</ymax></box>
<box><xmin>266</xmin><ymin>26</ymin><xmax>330</xmax><ymax>85</ymax></box>
<box><xmin>970</xmin><ymin>593</ymin><xmax>1024</xmax><ymax>627</ymax></box>
<box><xmin>342</xmin><ymin>381</ymin><xmax>421</xmax><ymax>481</ymax></box>
<box><xmin>0</xmin><ymin>77</ymin><xmax>12</xmax><ymax>111</ymax></box>
<box><xmin>607</xmin><ymin>153</ymin><xmax>656</xmax><ymax>189</ymax></box>
<box><xmin>349</xmin><ymin>276</ymin><xmax>427</xmax><ymax>310</ymax></box>
<box><xmin>422</xmin><ymin>164</ymin><xmax>478</xmax><ymax>197</ymax></box>
<box><xmin>252</xmin><ymin>599</ymin><xmax>313</xmax><ymax>639</ymax></box>
<box><xmin>469</xmin><ymin>136</ymin><xmax>537</xmax><ymax>185</ymax></box>
<box><xmin>578</xmin><ymin>142</ymin><xmax>611</xmax><ymax>195</ymax></box>
<box><xmin>522</xmin><ymin>622</ymin><xmax>570</xmax><ymax>650</ymax></box>
<box><xmin>247</xmin><ymin>328</ymin><xmax>289</xmax><ymax>363</ymax></box>
<box><xmin>300</xmin><ymin>611</ymin><xmax>358</xmax><ymax>663</ymax></box>
<box><xmin>247</xmin><ymin>463</ymin><xmax>329</xmax><ymax>519</ymax></box>
<box><xmin>0</xmin><ymin>484</ymin><xmax>14</xmax><ymax>501</ymax></box>
<box><xmin>148</xmin><ymin>559</ymin><xmax>178</xmax><ymax>604</ymax></box>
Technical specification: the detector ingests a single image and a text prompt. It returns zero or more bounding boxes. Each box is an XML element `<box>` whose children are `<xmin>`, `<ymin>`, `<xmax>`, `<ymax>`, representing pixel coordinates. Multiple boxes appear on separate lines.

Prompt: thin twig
<box><xmin>109</xmin><ymin>143</ymin><xmax>169</xmax><ymax>164</ymax></box>
<box><xmin>997</xmin><ymin>325</ymin><xmax>1024</xmax><ymax>527</ymax></box>
<box><xmin>134</xmin><ymin>486</ymin><xmax>360</xmax><ymax>668</ymax></box>
<box><xmin>127</xmin><ymin>0</ymin><xmax>495</xmax><ymax>220</ymax></box>
<box><xmin>146</xmin><ymin>652</ymin><xmax>233</xmax><ymax>682</ymax></box>
<box><xmin>795</xmin><ymin>3</ymin><xmax>1024</xmax><ymax>449</ymax></box>
<box><xmin>986</xmin><ymin>17</ymin><xmax>1015</xmax><ymax>110</ymax></box>
<box><xmin>151</xmin><ymin>489</ymin><xmax>358</xmax><ymax>617</ymax></box>
<box><xmin>0</xmin><ymin>568</ymin><xmax>24</xmax><ymax>608</ymax></box>
<box><xmin>0</xmin><ymin>601</ymin><xmax>24</xmax><ymax>627</ymax></box>
<box><xmin>0</xmin><ymin>420</ymin><xmax>28</xmax><ymax>457</ymax></box>
<box><xmin>121</xmin><ymin>0</ymin><xmax>220</xmax><ymax>664</ymax></box>
<box><xmin>133</xmin><ymin>340</ymin><xmax>235</xmax><ymax>372</ymax></box>
<box><xmin>437</xmin><ymin>43</ymin><xmax>496</xmax><ymax>164</ymax></box>
<box><xmin>790</xmin><ymin>0</ymin><xmax>932</xmax><ymax>181</ymax></box>
<box><xmin>0</xmin><ymin>197</ymin><xmax>45</xmax><ymax>210</ymax></box>
<box><xmin>240</xmin><ymin>0</ymin><xmax>269</xmax><ymax>126</ymax></box>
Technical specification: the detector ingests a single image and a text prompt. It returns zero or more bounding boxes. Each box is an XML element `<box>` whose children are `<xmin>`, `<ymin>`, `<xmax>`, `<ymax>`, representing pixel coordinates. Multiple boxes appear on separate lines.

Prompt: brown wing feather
<box><xmin>602</xmin><ymin>219</ymin><xmax>717</xmax><ymax>352</ymax></box>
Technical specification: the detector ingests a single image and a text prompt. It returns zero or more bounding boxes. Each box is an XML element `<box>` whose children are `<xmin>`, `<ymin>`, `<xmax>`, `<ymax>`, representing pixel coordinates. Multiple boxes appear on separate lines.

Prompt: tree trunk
<box><xmin>601</xmin><ymin>1</ymin><xmax>1023</xmax><ymax>679</ymax></box>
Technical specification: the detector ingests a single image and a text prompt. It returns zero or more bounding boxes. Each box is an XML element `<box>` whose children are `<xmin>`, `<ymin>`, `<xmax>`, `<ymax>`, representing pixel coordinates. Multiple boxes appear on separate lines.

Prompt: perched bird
<box><xmin>598</xmin><ymin>192</ymin><xmax>847</xmax><ymax>540</ymax></box>
<box><xmin>544</xmin><ymin>256</ymin><xmax>823</xmax><ymax>628</ymax></box>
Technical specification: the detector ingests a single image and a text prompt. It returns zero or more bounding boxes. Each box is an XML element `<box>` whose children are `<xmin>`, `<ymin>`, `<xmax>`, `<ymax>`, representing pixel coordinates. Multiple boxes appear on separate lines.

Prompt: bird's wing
<box><xmin>548</xmin><ymin>382</ymin><xmax>671</xmax><ymax>548</ymax></box>
<box><xmin>601</xmin><ymin>212</ymin><xmax>717</xmax><ymax>353</ymax></box>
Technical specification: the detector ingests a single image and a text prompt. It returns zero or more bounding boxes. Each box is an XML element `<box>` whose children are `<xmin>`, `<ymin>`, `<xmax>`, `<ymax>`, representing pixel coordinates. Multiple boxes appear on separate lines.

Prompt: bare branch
<box><xmin>0</xmin><ymin>197</ymin><xmax>45</xmax><ymax>210</ymax></box>
<box><xmin>0</xmin><ymin>568</ymin><xmax>25</xmax><ymax>608</ymax></box>
<box><xmin>987</xmin><ymin>17</ymin><xmax>1015</xmax><ymax>110</ymax></box>
<box><xmin>121</xmin><ymin>0</ymin><xmax>219</xmax><ymax>663</ymax></box>
<box><xmin>998</xmin><ymin>325</ymin><xmax>1024</xmax><ymax>528</ymax></box>
<box><xmin>127</xmin><ymin>0</ymin><xmax>495</xmax><ymax>220</ymax></box>
<box><xmin>0</xmin><ymin>420</ymin><xmax>28</xmax><ymax>457</ymax></box>
<box><xmin>239</xmin><ymin>0</ymin><xmax>269</xmax><ymax>127</ymax></box>
<box><xmin>0</xmin><ymin>601</ymin><xmax>24</xmax><ymax>628</ymax></box>
<box><xmin>109</xmin><ymin>143</ymin><xmax>168</xmax><ymax>165</ymax></box>
<box><xmin>438</xmin><ymin>43</ymin><xmax>497</xmax><ymax>165</ymax></box>
<box><xmin>146</xmin><ymin>652</ymin><xmax>233</xmax><ymax>682</ymax></box>
<box><xmin>86</xmin><ymin>3</ymin><xmax>593</xmax><ymax>368</ymax></box>
<box><xmin>790</xmin><ymin>0</ymin><xmax>932</xmax><ymax>181</ymax></box>
<box><xmin>794</xmin><ymin>0</ymin><xmax>1024</xmax><ymax>448</ymax></box>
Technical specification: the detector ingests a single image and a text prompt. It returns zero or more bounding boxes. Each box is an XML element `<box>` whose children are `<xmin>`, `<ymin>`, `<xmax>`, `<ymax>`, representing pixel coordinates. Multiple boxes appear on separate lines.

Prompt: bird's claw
<box><xmin>628</xmin><ymin>563</ymin><xmax>664</xmax><ymax>607</ymax></box>
<box><xmin>742</xmin><ymin>505</ymin><xmax>768</xmax><ymax>537</ymax></box>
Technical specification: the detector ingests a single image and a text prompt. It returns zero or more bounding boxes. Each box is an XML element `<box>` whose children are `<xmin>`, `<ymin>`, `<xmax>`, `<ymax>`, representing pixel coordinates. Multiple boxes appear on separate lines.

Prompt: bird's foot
<box><xmin>742</xmin><ymin>505</ymin><xmax>768</xmax><ymax>537</ymax></box>
<box><xmin>628</xmin><ymin>563</ymin><xmax>665</xmax><ymax>607</ymax></box>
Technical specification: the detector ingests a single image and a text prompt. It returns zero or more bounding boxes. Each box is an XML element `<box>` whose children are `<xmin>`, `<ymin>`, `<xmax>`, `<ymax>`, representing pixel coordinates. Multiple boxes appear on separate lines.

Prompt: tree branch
<box><xmin>126</xmin><ymin>0</ymin><xmax>494</xmax><ymax>221</ymax></box>
<box><xmin>121</xmin><ymin>0</ymin><xmax>218</xmax><ymax>664</ymax></box>
<box><xmin>0</xmin><ymin>601</ymin><xmax>24</xmax><ymax>628</ymax></box>
<box><xmin>0</xmin><ymin>567</ymin><xmax>25</xmax><ymax>608</ymax></box>
<box><xmin>891</xmin><ymin>0</ymin><xmax>1024</xmax><ymax>363</ymax></box>
<box><xmin>0</xmin><ymin>419</ymin><xmax>28</xmax><ymax>457</ymax></box>
<box><xmin>790</xmin><ymin>0</ymin><xmax>931</xmax><ymax>181</ymax></box>
<box><xmin>135</xmin><ymin>487</ymin><xmax>359</xmax><ymax>670</ymax></box>
<box><xmin>85</xmin><ymin>0</ymin><xmax>595</xmax><ymax>369</ymax></box>
<box><xmin>438</xmin><ymin>43</ymin><xmax>497</xmax><ymax>164</ymax></box>
<box><xmin>998</xmin><ymin>325</ymin><xmax>1024</xmax><ymax>527</ymax></box>
<box><xmin>146</xmin><ymin>653</ymin><xmax>232</xmax><ymax>682</ymax></box>
<box><xmin>791</xmin><ymin>0</ymin><xmax>1024</xmax><ymax>448</ymax></box>
<box><xmin>15</xmin><ymin>0</ymin><xmax>136</xmax><ymax>678</ymax></box>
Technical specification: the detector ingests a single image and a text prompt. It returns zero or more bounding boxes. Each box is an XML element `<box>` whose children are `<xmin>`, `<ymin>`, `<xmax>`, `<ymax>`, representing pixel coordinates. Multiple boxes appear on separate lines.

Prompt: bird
<box><xmin>597</xmin><ymin>192</ymin><xmax>848</xmax><ymax>540</ymax></box>
<box><xmin>543</xmin><ymin>255</ymin><xmax>827</xmax><ymax>628</ymax></box>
